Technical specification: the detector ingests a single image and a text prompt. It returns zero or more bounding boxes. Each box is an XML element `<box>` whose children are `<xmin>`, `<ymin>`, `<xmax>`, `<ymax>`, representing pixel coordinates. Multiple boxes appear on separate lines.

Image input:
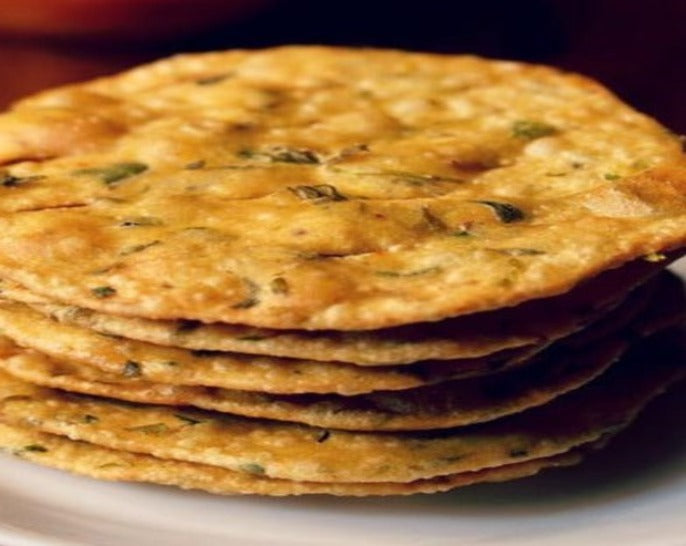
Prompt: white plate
<box><xmin>1</xmin><ymin>259</ymin><xmax>685</xmax><ymax>546</ymax></box>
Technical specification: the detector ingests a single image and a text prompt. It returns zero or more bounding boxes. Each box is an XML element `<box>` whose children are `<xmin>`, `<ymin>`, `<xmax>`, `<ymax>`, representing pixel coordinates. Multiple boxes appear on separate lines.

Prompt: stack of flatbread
<box><xmin>0</xmin><ymin>47</ymin><xmax>684</xmax><ymax>496</ymax></box>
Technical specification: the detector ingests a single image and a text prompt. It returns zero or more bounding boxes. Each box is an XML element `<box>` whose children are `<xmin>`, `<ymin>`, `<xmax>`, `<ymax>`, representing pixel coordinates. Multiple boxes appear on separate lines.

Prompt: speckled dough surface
<box><xmin>0</xmin><ymin>255</ymin><xmax>667</xmax><ymax>364</ymax></box>
<box><xmin>3</xmin><ymin>270</ymin><xmax>679</xmax><ymax>431</ymax></box>
<box><xmin>0</xmin><ymin>47</ymin><xmax>684</xmax><ymax>329</ymax></box>
<box><xmin>0</xmin><ymin>301</ymin><xmax>541</xmax><ymax>395</ymax></box>
<box><xmin>0</xmin><ymin>329</ymin><xmax>682</xmax><ymax>483</ymax></box>
<box><xmin>0</xmin><ymin>335</ymin><xmax>627</xmax><ymax>431</ymax></box>
<box><xmin>0</xmin><ymin>423</ymin><xmax>584</xmax><ymax>496</ymax></box>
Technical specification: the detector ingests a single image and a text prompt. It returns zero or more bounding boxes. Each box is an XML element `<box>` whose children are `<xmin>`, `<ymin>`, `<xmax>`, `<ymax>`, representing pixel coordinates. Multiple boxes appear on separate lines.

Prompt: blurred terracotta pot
<box><xmin>0</xmin><ymin>0</ymin><xmax>274</xmax><ymax>39</ymax></box>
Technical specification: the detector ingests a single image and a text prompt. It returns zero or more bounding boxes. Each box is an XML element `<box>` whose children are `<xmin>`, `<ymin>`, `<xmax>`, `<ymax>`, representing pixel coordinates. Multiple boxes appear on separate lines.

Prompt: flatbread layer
<box><xmin>0</xmin><ymin>254</ymin><xmax>668</xmax><ymax>365</ymax></box>
<box><xmin>3</xmin><ymin>270</ymin><xmax>678</xmax><ymax>431</ymax></box>
<box><xmin>0</xmin><ymin>300</ymin><xmax>539</xmax><ymax>395</ymax></box>
<box><xmin>0</xmin><ymin>46</ymin><xmax>684</xmax><ymax>329</ymax></box>
<box><xmin>0</xmin><ymin>267</ymin><xmax>669</xmax><ymax>397</ymax></box>
<box><xmin>0</xmin><ymin>423</ymin><xmax>584</xmax><ymax>496</ymax></box>
<box><xmin>0</xmin><ymin>328</ymin><xmax>682</xmax><ymax>483</ymax></box>
<box><xmin>0</xmin><ymin>335</ymin><xmax>626</xmax><ymax>431</ymax></box>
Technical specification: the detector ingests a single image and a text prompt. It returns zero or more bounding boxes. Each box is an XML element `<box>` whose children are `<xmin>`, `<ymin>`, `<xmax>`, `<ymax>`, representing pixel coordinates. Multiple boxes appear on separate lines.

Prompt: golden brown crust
<box><xmin>0</xmin><ymin>423</ymin><xmax>583</xmax><ymax>496</ymax></box>
<box><xmin>0</xmin><ymin>253</ymin><xmax>669</xmax><ymax>364</ymax></box>
<box><xmin>0</xmin><ymin>301</ymin><xmax>540</xmax><ymax>395</ymax></box>
<box><xmin>0</xmin><ymin>327</ymin><xmax>682</xmax><ymax>484</ymax></box>
<box><xmin>0</xmin><ymin>336</ymin><xmax>626</xmax><ymax>431</ymax></box>
<box><xmin>3</xmin><ymin>271</ymin><xmax>679</xmax><ymax>431</ymax></box>
<box><xmin>0</xmin><ymin>47</ymin><xmax>683</xmax><ymax>329</ymax></box>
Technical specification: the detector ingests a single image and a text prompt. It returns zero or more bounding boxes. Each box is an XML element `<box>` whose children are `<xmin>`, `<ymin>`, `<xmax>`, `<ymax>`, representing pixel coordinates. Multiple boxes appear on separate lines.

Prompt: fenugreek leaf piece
<box><xmin>195</xmin><ymin>74</ymin><xmax>230</xmax><ymax>85</ymax></box>
<box><xmin>375</xmin><ymin>266</ymin><xmax>442</xmax><ymax>278</ymax></box>
<box><xmin>267</xmin><ymin>148</ymin><xmax>320</xmax><ymax>164</ymax></box>
<box><xmin>22</xmin><ymin>444</ymin><xmax>48</xmax><ymax>453</ymax></box>
<box><xmin>474</xmin><ymin>200</ymin><xmax>525</xmax><ymax>223</ymax></box>
<box><xmin>185</xmin><ymin>160</ymin><xmax>206</xmax><ymax>170</ymax></box>
<box><xmin>122</xmin><ymin>360</ymin><xmax>142</xmax><ymax>378</ymax></box>
<box><xmin>335</xmin><ymin>168</ymin><xmax>463</xmax><ymax>185</ymax></box>
<box><xmin>118</xmin><ymin>217</ymin><xmax>163</xmax><ymax>228</ymax></box>
<box><xmin>288</xmin><ymin>184</ymin><xmax>347</xmax><ymax>203</ymax></box>
<box><xmin>512</xmin><ymin>120</ymin><xmax>558</xmax><ymax>140</ymax></box>
<box><xmin>73</xmin><ymin>162</ymin><xmax>148</xmax><ymax>186</ymax></box>
<box><xmin>489</xmin><ymin>248</ymin><xmax>546</xmax><ymax>256</ymax></box>
<box><xmin>174</xmin><ymin>414</ymin><xmax>203</xmax><ymax>426</ymax></box>
<box><xmin>0</xmin><ymin>172</ymin><xmax>44</xmax><ymax>188</ymax></box>
<box><xmin>239</xmin><ymin>463</ymin><xmax>266</xmax><ymax>475</ymax></box>
<box><xmin>380</xmin><ymin>170</ymin><xmax>463</xmax><ymax>185</ymax></box>
<box><xmin>644</xmin><ymin>252</ymin><xmax>667</xmax><ymax>263</ymax></box>
<box><xmin>125</xmin><ymin>423</ymin><xmax>170</xmax><ymax>435</ymax></box>
<box><xmin>91</xmin><ymin>286</ymin><xmax>116</xmax><ymax>298</ymax></box>
<box><xmin>119</xmin><ymin>241</ymin><xmax>162</xmax><ymax>256</ymax></box>
<box><xmin>238</xmin><ymin>147</ymin><xmax>321</xmax><ymax>164</ymax></box>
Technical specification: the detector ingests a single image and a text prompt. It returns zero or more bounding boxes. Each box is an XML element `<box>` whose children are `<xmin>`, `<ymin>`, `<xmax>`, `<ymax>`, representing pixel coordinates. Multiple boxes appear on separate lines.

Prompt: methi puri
<box><xmin>0</xmin><ymin>46</ymin><xmax>684</xmax><ymax>496</ymax></box>
<box><xmin>0</xmin><ymin>47</ymin><xmax>683</xmax><ymax>329</ymax></box>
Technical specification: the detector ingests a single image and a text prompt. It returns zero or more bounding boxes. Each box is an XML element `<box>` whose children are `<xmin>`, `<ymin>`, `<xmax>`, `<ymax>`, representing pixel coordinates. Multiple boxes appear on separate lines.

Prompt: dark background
<box><xmin>0</xmin><ymin>0</ymin><xmax>684</xmax><ymax>132</ymax></box>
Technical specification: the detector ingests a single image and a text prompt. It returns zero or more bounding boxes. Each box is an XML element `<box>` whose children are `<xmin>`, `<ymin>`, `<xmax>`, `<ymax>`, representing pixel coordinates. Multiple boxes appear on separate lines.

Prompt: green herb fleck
<box><xmin>98</xmin><ymin>331</ymin><xmax>123</xmax><ymax>340</ymax></box>
<box><xmin>512</xmin><ymin>120</ymin><xmax>558</xmax><ymax>140</ymax></box>
<box><xmin>288</xmin><ymin>184</ymin><xmax>347</xmax><ymax>203</ymax></box>
<box><xmin>1</xmin><ymin>173</ymin><xmax>24</xmax><ymax>187</ymax></box>
<box><xmin>441</xmin><ymin>454</ymin><xmax>465</xmax><ymax>463</ymax></box>
<box><xmin>509</xmin><ymin>448</ymin><xmax>529</xmax><ymax>458</ymax></box>
<box><xmin>122</xmin><ymin>360</ymin><xmax>142</xmax><ymax>378</ymax></box>
<box><xmin>375</xmin><ymin>266</ymin><xmax>442</xmax><ymax>278</ymax></box>
<box><xmin>239</xmin><ymin>147</ymin><xmax>320</xmax><ymax>164</ymax></box>
<box><xmin>91</xmin><ymin>286</ymin><xmax>116</xmax><ymax>298</ymax></box>
<box><xmin>336</xmin><ymin>168</ymin><xmax>462</xmax><ymax>185</ymax></box>
<box><xmin>474</xmin><ymin>200</ymin><xmax>525</xmax><ymax>223</ymax></box>
<box><xmin>126</xmin><ymin>423</ymin><xmax>170</xmax><ymax>435</ymax></box>
<box><xmin>237</xmin><ymin>335</ymin><xmax>268</xmax><ymax>342</ymax></box>
<box><xmin>239</xmin><ymin>463</ymin><xmax>266</xmax><ymax>475</ymax></box>
<box><xmin>196</xmin><ymin>74</ymin><xmax>229</xmax><ymax>85</ymax></box>
<box><xmin>174</xmin><ymin>414</ymin><xmax>203</xmax><ymax>426</ymax></box>
<box><xmin>118</xmin><ymin>216</ymin><xmax>163</xmax><ymax>228</ymax></box>
<box><xmin>644</xmin><ymin>252</ymin><xmax>667</xmax><ymax>263</ymax></box>
<box><xmin>185</xmin><ymin>160</ymin><xmax>206</xmax><ymax>170</ymax></box>
<box><xmin>120</xmin><ymin>240</ymin><xmax>161</xmax><ymax>256</ymax></box>
<box><xmin>98</xmin><ymin>462</ymin><xmax>125</xmax><ymax>470</ymax></box>
<box><xmin>489</xmin><ymin>248</ymin><xmax>545</xmax><ymax>256</ymax></box>
<box><xmin>2</xmin><ymin>395</ymin><xmax>33</xmax><ymax>403</ymax></box>
<box><xmin>269</xmin><ymin>277</ymin><xmax>289</xmax><ymax>295</ymax></box>
<box><xmin>22</xmin><ymin>444</ymin><xmax>48</xmax><ymax>453</ymax></box>
<box><xmin>89</xmin><ymin>265</ymin><xmax>118</xmax><ymax>275</ymax></box>
<box><xmin>1</xmin><ymin>172</ymin><xmax>43</xmax><ymax>187</ymax></box>
<box><xmin>604</xmin><ymin>173</ymin><xmax>621</xmax><ymax>180</ymax></box>
<box><xmin>387</xmin><ymin>171</ymin><xmax>461</xmax><ymax>185</ymax></box>
<box><xmin>74</xmin><ymin>162</ymin><xmax>148</xmax><ymax>186</ymax></box>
